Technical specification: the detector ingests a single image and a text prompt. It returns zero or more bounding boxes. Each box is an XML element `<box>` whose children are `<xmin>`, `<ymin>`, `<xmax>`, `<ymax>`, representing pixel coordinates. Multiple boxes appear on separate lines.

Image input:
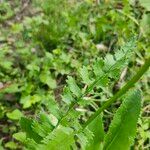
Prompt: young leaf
<box><xmin>93</xmin><ymin>59</ymin><xmax>104</xmax><ymax>76</ymax></box>
<box><xmin>80</xmin><ymin>66</ymin><xmax>92</xmax><ymax>85</ymax></box>
<box><xmin>62</xmin><ymin>87</ymin><xmax>74</xmax><ymax>104</ymax></box>
<box><xmin>103</xmin><ymin>90</ymin><xmax>141</xmax><ymax>150</ymax></box>
<box><xmin>85</xmin><ymin>39</ymin><xmax>136</xmax><ymax>94</ymax></box>
<box><xmin>67</xmin><ymin>76</ymin><xmax>82</xmax><ymax>98</ymax></box>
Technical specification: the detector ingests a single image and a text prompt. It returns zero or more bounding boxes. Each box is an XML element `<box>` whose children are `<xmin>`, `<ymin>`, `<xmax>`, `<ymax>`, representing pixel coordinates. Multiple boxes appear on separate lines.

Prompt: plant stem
<box><xmin>82</xmin><ymin>57</ymin><xmax>150</xmax><ymax>129</ymax></box>
<box><xmin>55</xmin><ymin>53</ymin><xmax>130</xmax><ymax>128</ymax></box>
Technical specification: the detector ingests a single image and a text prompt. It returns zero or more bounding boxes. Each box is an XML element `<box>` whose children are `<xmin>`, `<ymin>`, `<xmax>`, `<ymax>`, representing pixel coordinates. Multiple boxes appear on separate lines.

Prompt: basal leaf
<box><xmin>103</xmin><ymin>90</ymin><xmax>141</xmax><ymax>150</ymax></box>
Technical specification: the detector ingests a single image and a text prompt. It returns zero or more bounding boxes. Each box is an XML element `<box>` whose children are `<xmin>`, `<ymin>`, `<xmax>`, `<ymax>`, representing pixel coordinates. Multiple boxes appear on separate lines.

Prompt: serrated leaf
<box><xmin>97</xmin><ymin>75</ymin><xmax>109</xmax><ymax>87</ymax></box>
<box><xmin>86</xmin><ymin>114</ymin><xmax>105</xmax><ymax>150</ymax></box>
<box><xmin>32</xmin><ymin>121</ymin><xmax>50</xmax><ymax>138</ymax></box>
<box><xmin>77</xmin><ymin>132</ymin><xmax>89</xmax><ymax>149</ymax></box>
<box><xmin>39</xmin><ymin>112</ymin><xmax>53</xmax><ymax>126</ymax></box>
<box><xmin>104</xmin><ymin>54</ymin><xmax>116</xmax><ymax>68</ymax></box>
<box><xmin>67</xmin><ymin>76</ymin><xmax>82</xmax><ymax>98</ymax></box>
<box><xmin>62</xmin><ymin>87</ymin><xmax>74</xmax><ymax>104</ymax></box>
<box><xmin>93</xmin><ymin>59</ymin><xmax>104</xmax><ymax>76</ymax></box>
<box><xmin>20</xmin><ymin>117</ymin><xmax>42</xmax><ymax>143</ymax></box>
<box><xmin>103</xmin><ymin>90</ymin><xmax>141</xmax><ymax>150</ymax></box>
<box><xmin>89</xmin><ymin>39</ymin><xmax>135</xmax><ymax>92</ymax></box>
<box><xmin>40</xmin><ymin>127</ymin><xmax>75</xmax><ymax>150</ymax></box>
<box><xmin>80</xmin><ymin>66</ymin><xmax>92</xmax><ymax>85</ymax></box>
<box><xmin>44</xmin><ymin>96</ymin><xmax>61</xmax><ymax>119</ymax></box>
<box><xmin>32</xmin><ymin>113</ymin><xmax>54</xmax><ymax>138</ymax></box>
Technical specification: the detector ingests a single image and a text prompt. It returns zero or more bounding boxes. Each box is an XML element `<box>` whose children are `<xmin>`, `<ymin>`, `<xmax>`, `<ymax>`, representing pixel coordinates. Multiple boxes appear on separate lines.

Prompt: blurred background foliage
<box><xmin>0</xmin><ymin>0</ymin><xmax>149</xmax><ymax>149</ymax></box>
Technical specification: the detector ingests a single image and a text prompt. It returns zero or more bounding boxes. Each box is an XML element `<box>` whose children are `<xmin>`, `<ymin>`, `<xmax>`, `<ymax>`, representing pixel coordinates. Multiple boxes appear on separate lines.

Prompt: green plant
<box><xmin>0</xmin><ymin>2</ymin><xmax>14</xmax><ymax>22</ymax></box>
<box><xmin>0</xmin><ymin>0</ymin><xmax>150</xmax><ymax>149</ymax></box>
<box><xmin>14</xmin><ymin>40</ymin><xmax>150</xmax><ymax>149</ymax></box>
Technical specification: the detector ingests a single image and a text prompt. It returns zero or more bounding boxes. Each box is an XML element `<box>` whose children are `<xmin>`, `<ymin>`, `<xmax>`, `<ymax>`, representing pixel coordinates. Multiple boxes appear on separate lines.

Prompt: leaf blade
<box><xmin>103</xmin><ymin>90</ymin><xmax>141</xmax><ymax>150</ymax></box>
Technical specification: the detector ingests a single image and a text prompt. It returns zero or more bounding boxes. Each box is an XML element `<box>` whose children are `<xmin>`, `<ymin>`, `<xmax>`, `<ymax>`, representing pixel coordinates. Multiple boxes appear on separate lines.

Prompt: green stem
<box><xmin>82</xmin><ymin>57</ymin><xmax>150</xmax><ymax>129</ymax></box>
